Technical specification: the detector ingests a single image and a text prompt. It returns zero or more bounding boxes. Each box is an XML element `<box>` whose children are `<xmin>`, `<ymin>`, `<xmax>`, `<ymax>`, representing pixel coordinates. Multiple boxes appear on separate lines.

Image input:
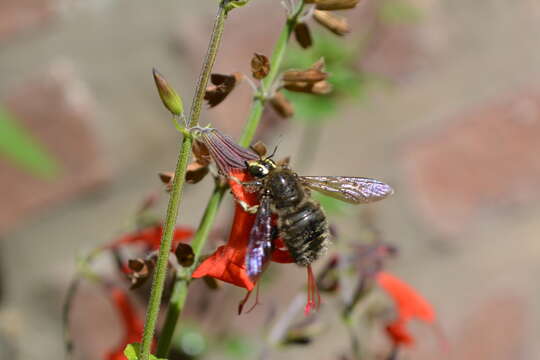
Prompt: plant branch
<box><xmin>239</xmin><ymin>1</ymin><xmax>305</xmax><ymax>146</ymax></box>
<box><xmin>154</xmin><ymin>1</ymin><xmax>306</xmax><ymax>356</ymax></box>
<box><xmin>138</xmin><ymin>4</ymin><xmax>227</xmax><ymax>360</ymax></box>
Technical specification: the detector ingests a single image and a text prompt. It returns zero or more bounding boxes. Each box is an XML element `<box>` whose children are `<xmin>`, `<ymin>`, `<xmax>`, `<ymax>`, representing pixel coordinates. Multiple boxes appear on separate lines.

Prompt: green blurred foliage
<box><xmin>282</xmin><ymin>32</ymin><xmax>370</xmax><ymax>124</ymax></box>
<box><xmin>0</xmin><ymin>105</ymin><xmax>61</xmax><ymax>180</ymax></box>
<box><xmin>312</xmin><ymin>192</ymin><xmax>353</xmax><ymax>217</ymax></box>
<box><xmin>222</xmin><ymin>336</ymin><xmax>255</xmax><ymax>359</ymax></box>
<box><xmin>379</xmin><ymin>0</ymin><xmax>423</xmax><ymax>25</ymax></box>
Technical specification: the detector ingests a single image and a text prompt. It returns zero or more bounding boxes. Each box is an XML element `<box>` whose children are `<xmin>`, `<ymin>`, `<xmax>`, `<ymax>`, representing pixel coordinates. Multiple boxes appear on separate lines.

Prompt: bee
<box><xmin>243</xmin><ymin>155</ymin><xmax>394</xmax><ymax>280</ymax></box>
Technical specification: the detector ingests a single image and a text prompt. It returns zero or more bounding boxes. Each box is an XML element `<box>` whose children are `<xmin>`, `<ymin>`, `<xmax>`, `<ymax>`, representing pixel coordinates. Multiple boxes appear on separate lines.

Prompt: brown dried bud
<box><xmin>250</xmin><ymin>140</ymin><xmax>267</xmax><ymax>157</ymax></box>
<box><xmin>293</xmin><ymin>22</ymin><xmax>313</xmax><ymax>49</ymax></box>
<box><xmin>202</xmin><ymin>275</ymin><xmax>220</xmax><ymax>290</ymax></box>
<box><xmin>186</xmin><ymin>161</ymin><xmax>209</xmax><ymax>184</ymax></box>
<box><xmin>283</xmin><ymin>80</ymin><xmax>333</xmax><ymax>94</ymax></box>
<box><xmin>251</xmin><ymin>53</ymin><xmax>270</xmax><ymax>80</ymax></box>
<box><xmin>192</xmin><ymin>140</ymin><xmax>211</xmax><ymax>166</ymax></box>
<box><xmin>312</xmin><ymin>80</ymin><xmax>333</xmax><ymax>94</ymax></box>
<box><xmin>174</xmin><ymin>243</ymin><xmax>195</xmax><ymax>267</ymax></box>
<box><xmin>313</xmin><ymin>10</ymin><xmax>350</xmax><ymax>35</ymax></box>
<box><xmin>196</xmin><ymin>128</ymin><xmax>258</xmax><ymax>175</ymax></box>
<box><xmin>270</xmin><ymin>92</ymin><xmax>294</xmax><ymax>118</ymax></box>
<box><xmin>311</xmin><ymin>57</ymin><xmax>326</xmax><ymax>71</ymax></box>
<box><xmin>315</xmin><ymin>0</ymin><xmax>359</xmax><ymax>11</ymax></box>
<box><xmin>158</xmin><ymin>171</ymin><xmax>174</xmax><ymax>192</ymax></box>
<box><xmin>282</xmin><ymin>68</ymin><xmax>328</xmax><ymax>83</ymax></box>
<box><xmin>159</xmin><ymin>171</ymin><xmax>174</xmax><ymax>185</ymax></box>
<box><xmin>127</xmin><ymin>258</ymin><xmax>155</xmax><ymax>289</ymax></box>
<box><xmin>204</xmin><ymin>72</ymin><xmax>243</xmax><ymax>108</ymax></box>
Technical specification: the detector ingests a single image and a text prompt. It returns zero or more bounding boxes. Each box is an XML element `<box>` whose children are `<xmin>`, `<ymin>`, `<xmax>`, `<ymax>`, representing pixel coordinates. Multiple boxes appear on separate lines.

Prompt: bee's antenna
<box><xmin>266</xmin><ymin>145</ymin><xmax>278</xmax><ymax>160</ymax></box>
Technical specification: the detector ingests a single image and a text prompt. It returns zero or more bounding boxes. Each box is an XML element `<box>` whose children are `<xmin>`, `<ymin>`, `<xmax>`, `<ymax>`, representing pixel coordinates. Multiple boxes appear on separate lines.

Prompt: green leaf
<box><xmin>0</xmin><ymin>106</ymin><xmax>61</xmax><ymax>180</ymax></box>
<box><xmin>123</xmin><ymin>343</ymin><xmax>168</xmax><ymax>360</ymax></box>
<box><xmin>224</xmin><ymin>0</ymin><xmax>250</xmax><ymax>13</ymax></box>
<box><xmin>123</xmin><ymin>343</ymin><xmax>140</xmax><ymax>360</ymax></box>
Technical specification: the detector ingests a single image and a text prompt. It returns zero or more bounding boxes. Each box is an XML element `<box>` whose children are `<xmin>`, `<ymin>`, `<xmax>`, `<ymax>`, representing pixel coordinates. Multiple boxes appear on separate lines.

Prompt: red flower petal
<box><xmin>376</xmin><ymin>271</ymin><xmax>435</xmax><ymax>347</ymax></box>
<box><xmin>192</xmin><ymin>204</ymin><xmax>256</xmax><ymax>291</ymax></box>
<box><xmin>106</xmin><ymin>225</ymin><xmax>194</xmax><ymax>251</ymax></box>
<box><xmin>104</xmin><ymin>286</ymin><xmax>144</xmax><ymax>360</ymax></box>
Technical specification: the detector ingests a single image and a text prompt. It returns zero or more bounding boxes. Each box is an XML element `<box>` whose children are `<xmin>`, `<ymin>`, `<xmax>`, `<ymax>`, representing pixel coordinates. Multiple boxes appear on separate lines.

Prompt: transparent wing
<box><xmin>245</xmin><ymin>194</ymin><xmax>273</xmax><ymax>280</ymax></box>
<box><xmin>300</xmin><ymin>176</ymin><xmax>394</xmax><ymax>204</ymax></box>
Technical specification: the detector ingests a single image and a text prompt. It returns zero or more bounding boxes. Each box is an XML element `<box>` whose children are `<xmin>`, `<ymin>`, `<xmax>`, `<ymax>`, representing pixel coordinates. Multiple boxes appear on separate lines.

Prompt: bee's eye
<box><xmin>248</xmin><ymin>163</ymin><xmax>269</xmax><ymax>178</ymax></box>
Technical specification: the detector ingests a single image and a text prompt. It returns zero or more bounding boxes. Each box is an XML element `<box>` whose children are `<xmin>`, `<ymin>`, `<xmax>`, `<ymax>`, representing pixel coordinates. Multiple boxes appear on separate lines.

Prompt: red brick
<box><xmin>0</xmin><ymin>0</ymin><xmax>56</xmax><ymax>42</ymax></box>
<box><xmin>0</xmin><ymin>62</ymin><xmax>108</xmax><ymax>235</ymax></box>
<box><xmin>402</xmin><ymin>90</ymin><xmax>540</xmax><ymax>234</ymax></box>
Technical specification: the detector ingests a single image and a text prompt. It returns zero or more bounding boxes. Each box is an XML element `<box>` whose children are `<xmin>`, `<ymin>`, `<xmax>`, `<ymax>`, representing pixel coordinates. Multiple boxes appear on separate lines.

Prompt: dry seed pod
<box><xmin>175</xmin><ymin>243</ymin><xmax>195</xmax><ymax>267</ymax></box>
<box><xmin>192</xmin><ymin>140</ymin><xmax>211</xmax><ymax>166</ymax></box>
<box><xmin>127</xmin><ymin>258</ymin><xmax>154</xmax><ymax>289</ymax></box>
<box><xmin>312</xmin><ymin>80</ymin><xmax>333</xmax><ymax>94</ymax></box>
<box><xmin>282</xmin><ymin>68</ymin><xmax>328</xmax><ymax>83</ymax></box>
<box><xmin>270</xmin><ymin>92</ymin><xmax>294</xmax><ymax>118</ymax></box>
<box><xmin>158</xmin><ymin>171</ymin><xmax>174</xmax><ymax>191</ymax></box>
<box><xmin>312</xmin><ymin>57</ymin><xmax>326</xmax><ymax>71</ymax></box>
<box><xmin>313</xmin><ymin>10</ymin><xmax>350</xmax><ymax>35</ymax></box>
<box><xmin>250</xmin><ymin>140</ymin><xmax>268</xmax><ymax>157</ymax></box>
<box><xmin>204</xmin><ymin>72</ymin><xmax>243</xmax><ymax>108</ymax></box>
<box><xmin>251</xmin><ymin>53</ymin><xmax>270</xmax><ymax>80</ymax></box>
<box><xmin>294</xmin><ymin>22</ymin><xmax>313</xmax><ymax>49</ymax></box>
<box><xmin>186</xmin><ymin>161</ymin><xmax>209</xmax><ymax>184</ymax></box>
<box><xmin>315</xmin><ymin>0</ymin><xmax>359</xmax><ymax>11</ymax></box>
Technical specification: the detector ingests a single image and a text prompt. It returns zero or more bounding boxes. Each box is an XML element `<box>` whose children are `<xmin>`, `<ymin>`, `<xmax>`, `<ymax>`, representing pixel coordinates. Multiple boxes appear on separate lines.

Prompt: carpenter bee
<box><xmin>243</xmin><ymin>154</ymin><xmax>394</xmax><ymax>280</ymax></box>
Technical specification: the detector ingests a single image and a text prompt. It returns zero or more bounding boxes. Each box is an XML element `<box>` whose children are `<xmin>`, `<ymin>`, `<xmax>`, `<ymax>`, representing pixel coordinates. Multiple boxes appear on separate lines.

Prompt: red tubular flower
<box><xmin>104</xmin><ymin>286</ymin><xmax>147</xmax><ymax>360</ymax></box>
<box><xmin>376</xmin><ymin>271</ymin><xmax>435</xmax><ymax>347</ymax></box>
<box><xmin>106</xmin><ymin>225</ymin><xmax>194</xmax><ymax>252</ymax></box>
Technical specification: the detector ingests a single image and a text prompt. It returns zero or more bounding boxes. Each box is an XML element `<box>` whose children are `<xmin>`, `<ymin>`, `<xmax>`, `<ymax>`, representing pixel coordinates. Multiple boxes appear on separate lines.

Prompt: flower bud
<box><xmin>294</xmin><ymin>22</ymin><xmax>313</xmax><ymax>49</ymax></box>
<box><xmin>313</xmin><ymin>10</ymin><xmax>350</xmax><ymax>35</ymax></box>
<box><xmin>152</xmin><ymin>68</ymin><xmax>184</xmax><ymax>116</ymax></box>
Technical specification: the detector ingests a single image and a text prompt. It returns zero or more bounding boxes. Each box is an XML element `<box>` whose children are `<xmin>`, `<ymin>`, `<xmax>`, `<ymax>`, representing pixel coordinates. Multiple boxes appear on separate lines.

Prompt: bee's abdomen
<box><xmin>279</xmin><ymin>201</ymin><xmax>328</xmax><ymax>266</ymax></box>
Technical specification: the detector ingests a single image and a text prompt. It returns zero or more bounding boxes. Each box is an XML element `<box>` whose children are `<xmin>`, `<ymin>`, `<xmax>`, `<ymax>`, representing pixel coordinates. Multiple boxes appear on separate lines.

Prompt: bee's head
<box><xmin>246</xmin><ymin>158</ymin><xmax>276</xmax><ymax>178</ymax></box>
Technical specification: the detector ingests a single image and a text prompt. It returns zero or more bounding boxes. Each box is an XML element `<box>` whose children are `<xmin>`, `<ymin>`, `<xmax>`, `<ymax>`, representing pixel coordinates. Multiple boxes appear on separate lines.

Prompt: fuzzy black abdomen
<box><xmin>278</xmin><ymin>200</ymin><xmax>328</xmax><ymax>266</ymax></box>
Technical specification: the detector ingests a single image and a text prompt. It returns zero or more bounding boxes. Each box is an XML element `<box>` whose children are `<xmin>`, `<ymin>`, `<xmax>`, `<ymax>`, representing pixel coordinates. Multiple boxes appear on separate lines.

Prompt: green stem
<box><xmin>138</xmin><ymin>4</ymin><xmax>227</xmax><ymax>360</ymax></box>
<box><xmin>156</xmin><ymin>185</ymin><xmax>226</xmax><ymax>357</ymax></box>
<box><xmin>238</xmin><ymin>2</ymin><xmax>305</xmax><ymax>146</ymax></box>
<box><xmin>154</xmin><ymin>2</ymin><xmax>306</xmax><ymax>356</ymax></box>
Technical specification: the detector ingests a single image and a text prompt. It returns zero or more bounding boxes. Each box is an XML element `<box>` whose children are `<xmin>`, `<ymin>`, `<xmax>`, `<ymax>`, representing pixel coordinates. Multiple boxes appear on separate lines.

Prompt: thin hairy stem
<box><xmin>154</xmin><ymin>1</ymin><xmax>307</xmax><ymax>357</ymax></box>
<box><xmin>138</xmin><ymin>4</ymin><xmax>227</xmax><ymax>360</ymax></box>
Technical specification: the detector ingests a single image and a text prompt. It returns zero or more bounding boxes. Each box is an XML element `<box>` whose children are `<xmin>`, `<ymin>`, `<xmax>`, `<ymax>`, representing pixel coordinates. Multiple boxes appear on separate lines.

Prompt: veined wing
<box><xmin>245</xmin><ymin>194</ymin><xmax>273</xmax><ymax>280</ymax></box>
<box><xmin>300</xmin><ymin>176</ymin><xmax>394</xmax><ymax>204</ymax></box>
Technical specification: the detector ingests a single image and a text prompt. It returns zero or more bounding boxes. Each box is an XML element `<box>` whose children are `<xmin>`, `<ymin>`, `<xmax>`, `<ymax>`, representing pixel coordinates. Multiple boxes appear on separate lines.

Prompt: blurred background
<box><xmin>1</xmin><ymin>0</ymin><xmax>540</xmax><ymax>359</ymax></box>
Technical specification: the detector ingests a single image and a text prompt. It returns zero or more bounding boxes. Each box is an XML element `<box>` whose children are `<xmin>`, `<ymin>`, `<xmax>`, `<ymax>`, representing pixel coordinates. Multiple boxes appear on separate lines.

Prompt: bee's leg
<box><xmin>237</xmin><ymin>200</ymin><xmax>259</xmax><ymax>214</ymax></box>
